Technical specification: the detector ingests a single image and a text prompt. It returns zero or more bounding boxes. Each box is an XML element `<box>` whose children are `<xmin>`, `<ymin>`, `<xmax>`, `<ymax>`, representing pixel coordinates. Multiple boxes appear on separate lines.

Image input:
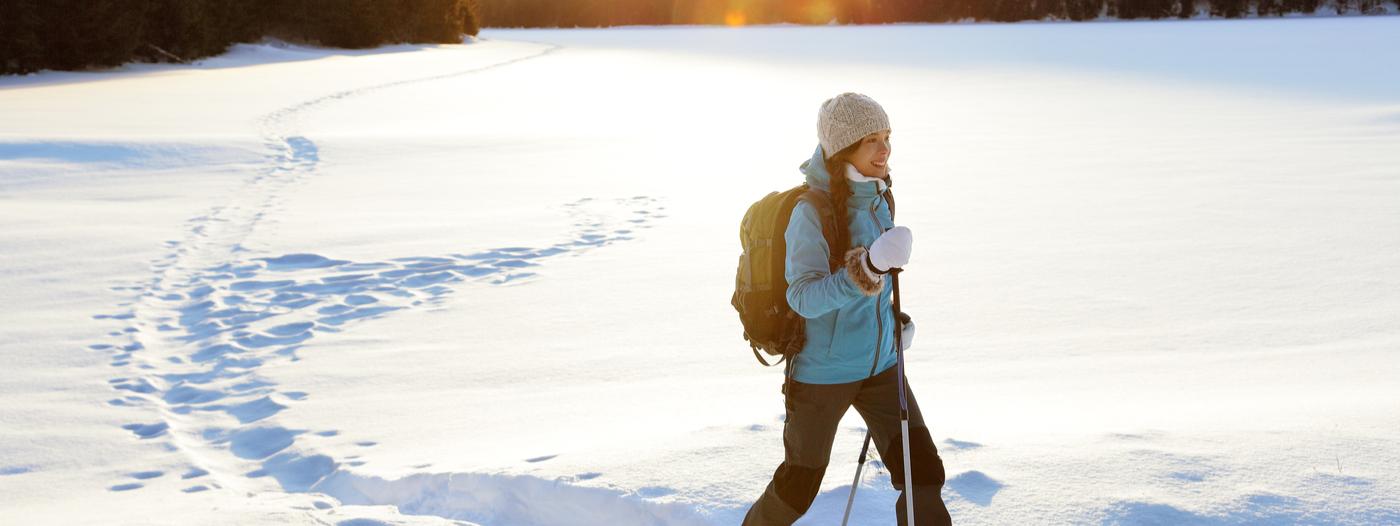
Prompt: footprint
<box><xmin>235</xmin><ymin>330</ymin><xmax>312</xmax><ymax>349</ymax></box>
<box><xmin>128</xmin><ymin>470</ymin><xmax>164</xmax><ymax>480</ymax></box>
<box><xmin>164</xmin><ymin>384</ymin><xmax>225</xmax><ymax>405</ymax></box>
<box><xmin>318</xmin><ymin>304</ymin><xmax>353</xmax><ymax>315</ymax></box>
<box><xmin>258</xmin><ymin>253</ymin><xmax>349</xmax><ymax>271</ymax></box>
<box><xmin>320</xmin><ymin>306</ymin><xmax>400</xmax><ymax>326</ymax></box>
<box><xmin>109</xmin><ymin>483</ymin><xmax>143</xmax><ymax>491</ymax></box>
<box><xmin>110</xmin><ymin>378</ymin><xmax>157</xmax><ymax>394</ymax></box>
<box><xmin>227</xmin><ymin>396</ymin><xmax>288</xmax><ymax>424</ymax></box>
<box><xmin>182</xmin><ymin>467</ymin><xmax>209</xmax><ymax>479</ymax></box>
<box><xmin>122</xmin><ymin>422</ymin><xmax>169</xmax><ymax>439</ymax></box>
<box><xmin>525</xmin><ymin>454</ymin><xmax>557</xmax><ymax>463</ymax></box>
<box><xmin>946</xmin><ymin>470</ymin><xmax>1004</xmax><ymax>506</ymax></box>
<box><xmin>344</xmin><ymin>294</ymin><xmax>377</xmax><ymax>305</ymax></box>
<box><xmin>635</xmin><ymin>486</ymin><xmax>676</xmax><ymax>498</ymax></box>
<box><xmin>191</xmin><ymin>343</ymin><xmax>243</xmax><ymax>363</ymax></box>
<box><xmin>1171</xmin><ymin>471</ymin><xmax>1207</xmax><ymax>482</ymax></box>
<box><xmin>229</xmin><ymin>426</ymin><xmax>296</xmax><ymax>460</ymax></box>
<box><xmin>229</xmin><ymin>280</ymin><xmax>294</xmax><ymax>292</ymax></box>
<box><xmin>266</xmin><ymin>322</ymin><xmax>314</xmax><ymax>336</ymax></box>
<box><xmin>230</xmin><ymin>378</ymin><xmax>275</xmax><ymax>393</ymax></box>
<box><xmin>944</xmin><ymin>438</ymin><xmax>983</xmax><ymax>450</ymax></box>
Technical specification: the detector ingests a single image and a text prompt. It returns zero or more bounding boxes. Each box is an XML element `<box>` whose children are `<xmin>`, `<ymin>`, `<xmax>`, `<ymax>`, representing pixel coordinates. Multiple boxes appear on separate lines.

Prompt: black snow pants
<box><xmin>742</xmin><ymin>365</ymin><xmax>951</xmax><ymax>526</ymax></box>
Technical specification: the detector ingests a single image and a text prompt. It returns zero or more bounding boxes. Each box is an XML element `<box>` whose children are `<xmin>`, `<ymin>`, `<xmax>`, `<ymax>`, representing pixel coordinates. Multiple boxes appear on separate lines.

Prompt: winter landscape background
<box><xmin>2</xmin><ymin>15</ymin><xmax>1399</xmax><ymax>526</ymax></box>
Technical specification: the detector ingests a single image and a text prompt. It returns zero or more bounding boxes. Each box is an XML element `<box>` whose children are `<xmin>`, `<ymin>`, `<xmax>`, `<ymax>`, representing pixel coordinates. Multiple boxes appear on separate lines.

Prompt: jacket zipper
<box><xmin>866</xmin><ymin>203</ymin><xmax>884</xmax><ymax>378</ymax></box>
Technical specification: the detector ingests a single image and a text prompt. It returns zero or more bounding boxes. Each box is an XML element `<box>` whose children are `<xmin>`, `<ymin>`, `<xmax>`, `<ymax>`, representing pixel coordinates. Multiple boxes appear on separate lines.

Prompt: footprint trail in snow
<box><xmin>83</xmin><ymin>40</ymin><xmax>712</xmax><ymax>524</ymax></box>
<box><xmin>98</xmin><ymin>196</ymin><xmax>665</xmax><ymax>493</ymax></box>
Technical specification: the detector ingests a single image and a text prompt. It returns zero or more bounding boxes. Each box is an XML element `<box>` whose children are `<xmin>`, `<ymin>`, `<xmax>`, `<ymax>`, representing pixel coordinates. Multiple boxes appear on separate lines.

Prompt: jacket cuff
<box><xmin>864</xmin><ymin>251</ymin><xmax>890</xmax><ymax>275</ymax></box>
<box><xmin>845</xmin><ymin>246</ymin><xmax>883</xmax><ymax>296</ymax></box>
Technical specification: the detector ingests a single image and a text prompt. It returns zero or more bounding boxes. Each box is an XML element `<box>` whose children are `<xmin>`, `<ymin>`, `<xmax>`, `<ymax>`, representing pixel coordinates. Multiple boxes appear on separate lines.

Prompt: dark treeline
<box><xmin>1</xmin><ymin>0</ymin><xmax>481</xmax><ymax>75</ymax></box>
<box><xmin>478</xmin><ymin>0</ymin><xmax>1390</xmax><ymax>27</ymax></box>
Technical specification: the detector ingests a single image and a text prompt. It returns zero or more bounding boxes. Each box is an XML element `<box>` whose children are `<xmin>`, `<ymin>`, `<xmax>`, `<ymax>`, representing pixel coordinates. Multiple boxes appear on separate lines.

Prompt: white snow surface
<box><xmin>3</xmin><ymin>17</ymin><xmax>1399</xmax><ymax>526</ymax></box>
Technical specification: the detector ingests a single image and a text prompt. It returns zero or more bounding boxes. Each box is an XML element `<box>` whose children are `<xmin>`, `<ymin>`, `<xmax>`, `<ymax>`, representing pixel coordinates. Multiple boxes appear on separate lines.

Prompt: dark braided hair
<box><xmin>822</xmin><ymin>141</ymin><xmax>893</xmax><ymax>259</ymax></box>
<box><xmin>822</xmin><ymin>143</ymin><xmax>859</xmax><ymax>258</ymax></box>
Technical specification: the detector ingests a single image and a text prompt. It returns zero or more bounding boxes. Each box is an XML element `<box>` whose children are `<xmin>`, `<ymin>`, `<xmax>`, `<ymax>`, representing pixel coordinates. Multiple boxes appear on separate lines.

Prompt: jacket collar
<box><xmin>844</xmin><ymin>162</ymin><xmax>889</xmax><ymax>194</ymax></box>
<box><xmin>798</xmin><ymin>143</ymin><xmax>891</xmax><ymax>210</ymax></box>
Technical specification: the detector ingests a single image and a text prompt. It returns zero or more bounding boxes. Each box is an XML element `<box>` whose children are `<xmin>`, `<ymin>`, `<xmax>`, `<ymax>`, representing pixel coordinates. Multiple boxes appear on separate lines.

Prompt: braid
<box><xmin>824</xmin><ymin>153</ymin><xmax>853</xmax><ymax>258</ymax></box>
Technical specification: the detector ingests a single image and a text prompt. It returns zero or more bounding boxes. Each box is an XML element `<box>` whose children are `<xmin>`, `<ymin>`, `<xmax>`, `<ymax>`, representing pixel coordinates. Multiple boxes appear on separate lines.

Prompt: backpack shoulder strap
<box><xmin>883</xmin><ymin>175</ymin><xmax>896</xmax><ymax>222</ymax></box>
<box><xmin>796</xmin><ymin>187</ymin><xmax>840</xmax><ymax>273</ymax></box>
<box><xmin>883</xmin><ymin>190</ymin><xmax>895</xmax><ymax>222</ymax></box>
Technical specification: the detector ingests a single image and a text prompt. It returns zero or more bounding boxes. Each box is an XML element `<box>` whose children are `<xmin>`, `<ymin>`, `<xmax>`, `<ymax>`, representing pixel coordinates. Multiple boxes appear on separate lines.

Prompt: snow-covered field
<box><xmin>2</xmin><ymin>16</ymin><xmax>1399</xmax><ymax>525</ymax></box>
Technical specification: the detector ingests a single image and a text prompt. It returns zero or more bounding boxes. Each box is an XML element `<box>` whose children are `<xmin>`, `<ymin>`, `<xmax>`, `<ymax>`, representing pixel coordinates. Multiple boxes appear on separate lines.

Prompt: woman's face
<box><xmin>847</xmin><ymin>129</ymin><xmax>892</xmax><ymax>179</ymax></box>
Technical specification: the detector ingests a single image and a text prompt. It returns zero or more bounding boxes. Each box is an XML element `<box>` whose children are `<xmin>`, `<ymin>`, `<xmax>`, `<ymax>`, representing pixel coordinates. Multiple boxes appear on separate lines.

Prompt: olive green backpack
<box><xmin>731</xmin><ymin>182</ymin><xmax>894</xmax><ymax>366</ymax></box>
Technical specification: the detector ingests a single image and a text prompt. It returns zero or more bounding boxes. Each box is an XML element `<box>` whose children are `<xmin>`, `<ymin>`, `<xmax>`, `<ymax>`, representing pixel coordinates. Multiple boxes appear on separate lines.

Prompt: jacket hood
<box><xmin>798</xmin><ymin>143</ymin><xmax>890</xmax><ymax>210</ymax></box>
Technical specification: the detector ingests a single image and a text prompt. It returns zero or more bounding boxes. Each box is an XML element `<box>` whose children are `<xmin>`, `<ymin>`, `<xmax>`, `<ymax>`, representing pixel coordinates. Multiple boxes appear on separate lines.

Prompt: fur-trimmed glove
<box><xmin>867</xmin><ymin>226</ymin><xmax>912</xmax><ymax>274</ymax></box>
<box><xmin>845</xmin><ymin>246</ymin><xmax>884</xmax><ymax>296</ymax></box>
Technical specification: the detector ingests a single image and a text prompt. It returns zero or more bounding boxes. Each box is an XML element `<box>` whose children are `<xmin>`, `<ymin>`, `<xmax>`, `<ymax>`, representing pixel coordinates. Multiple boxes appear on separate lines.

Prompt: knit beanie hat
<box><xmin>817</xmin><ymin>92</ymin><xmax>890</xmax><ymax>160</ymax></box>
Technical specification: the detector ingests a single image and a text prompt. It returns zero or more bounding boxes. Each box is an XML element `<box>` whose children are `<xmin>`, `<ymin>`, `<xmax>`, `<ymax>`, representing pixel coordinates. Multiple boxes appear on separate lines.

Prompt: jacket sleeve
<box><xmin>784</xmin><ymin>200</ymin><xmax>879</xmax><ymax>319</ymax></box>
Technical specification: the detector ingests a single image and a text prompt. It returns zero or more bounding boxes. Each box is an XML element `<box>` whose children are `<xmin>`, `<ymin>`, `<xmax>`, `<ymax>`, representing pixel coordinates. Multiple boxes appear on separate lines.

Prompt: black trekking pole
<box><xmin>839</xmin><ymin>433</ymin><xmax>871</xmax><ymax>526</ymax></box>
<box><xmin>891</xmin><ymin>267</ymin><xmax>915</xmax><ymax>526</ymax></box>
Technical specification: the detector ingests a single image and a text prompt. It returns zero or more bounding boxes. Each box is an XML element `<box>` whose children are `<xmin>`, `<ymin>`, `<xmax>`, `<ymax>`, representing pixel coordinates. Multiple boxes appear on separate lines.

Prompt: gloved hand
<box><xmin>896</xmin><ymin>312</ymin><xmax>915</xmax><ymax>351</ymax></box>
<box><xmin>866</xmin><ymin>226</ymin><xmax>912</xmax><ymax>274</ymax></box>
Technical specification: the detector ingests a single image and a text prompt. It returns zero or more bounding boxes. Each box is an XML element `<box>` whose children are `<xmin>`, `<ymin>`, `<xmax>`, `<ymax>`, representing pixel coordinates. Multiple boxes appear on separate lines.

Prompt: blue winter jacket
<box><xmin>785</xmin><ymin>144</ymin><xmax>898</xmax><ymax>384</ymax></box>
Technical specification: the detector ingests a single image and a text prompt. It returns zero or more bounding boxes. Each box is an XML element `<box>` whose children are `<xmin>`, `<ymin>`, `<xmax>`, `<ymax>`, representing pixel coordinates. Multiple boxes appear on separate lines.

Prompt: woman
<box><xmin>743</xmin><ymin>93</ymin><xmax>952</xmax><ymax>526</ymax></box>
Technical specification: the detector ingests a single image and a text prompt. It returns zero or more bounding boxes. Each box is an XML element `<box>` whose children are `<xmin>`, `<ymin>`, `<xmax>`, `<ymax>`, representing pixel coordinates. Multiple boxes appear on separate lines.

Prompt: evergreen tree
<box><xmin>1027</xmin><ymin>0</ymin><xmax>1062</xmax><ymax>20</ymax></box>
<box><xmin>1280</xmin><ymin>0</ymin><xmax>1320</xmax><ymax>13</ymax></box>
<box><xmin>0</xmin><ymin>0</ymin><xmax>44</xmax><ymax>74</ymax></box>
<box><xmin>1177</xmin><ymin>0</ymin><xmax>1196</xmax><ymax>17</ymax></box>
<box><xmin>1063</xmin><ymin>0</ymin><xmax>1105</xmax><ymax>19</ymax></box>
<box><xmin>3</xmin><ymin>0</ymin><xmax>481</xmax><ymax>75</ymax></box>
<box><xmin>1210</xmin><ymin>0</ymin><xmax>1248</xmax><ymax>16</ymax></box>
<box><xmin>142</xmin><ymin>0</ymin><xmax>215</xmax><ymax>61</ymax></box>
<box><xmin>1357</xmin><ymin>0</ymin><xmax>1384</xmax><ymax>13</ymax></box>
<box><xmin>988</xmin><ymin>0</ymin><xmax>1035</xmax><ymax>21</ymax></box>
<box><xmin>38</xmin><ymin>0</ymin><xmax>148</xmax><ymax>70</ymax></box>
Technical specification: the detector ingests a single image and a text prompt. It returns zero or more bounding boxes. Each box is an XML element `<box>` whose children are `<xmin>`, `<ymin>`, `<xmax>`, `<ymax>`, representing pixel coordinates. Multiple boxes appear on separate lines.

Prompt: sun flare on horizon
<box><xmin>725</xmin><ymin>9</ymin><xmax>748</xmax><ymax>26</ymax></box>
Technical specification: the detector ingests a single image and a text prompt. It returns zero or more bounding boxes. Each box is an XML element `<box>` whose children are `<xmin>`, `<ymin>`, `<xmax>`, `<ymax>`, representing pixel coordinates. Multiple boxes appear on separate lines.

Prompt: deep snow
<box><xmin>3</xmin><ymin>17</ymin><xmax>1399</xmax><ymax>526</ymax></box>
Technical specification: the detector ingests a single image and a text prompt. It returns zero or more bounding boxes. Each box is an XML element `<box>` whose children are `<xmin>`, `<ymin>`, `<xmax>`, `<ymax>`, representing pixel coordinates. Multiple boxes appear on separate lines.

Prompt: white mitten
<box><xmin>897</xmin><ymin>313</ymin><xmax>915</xmax><ymax>351</ymax></box>
<box><xmin>866</xmin><ymin>226</ymin><xmax>912</xmax><ymax>273</ymax></box>
<box><xmin>900</xmin><ymin>317</ymin><xmax>916</xmax><ymax>351</ymax></box>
